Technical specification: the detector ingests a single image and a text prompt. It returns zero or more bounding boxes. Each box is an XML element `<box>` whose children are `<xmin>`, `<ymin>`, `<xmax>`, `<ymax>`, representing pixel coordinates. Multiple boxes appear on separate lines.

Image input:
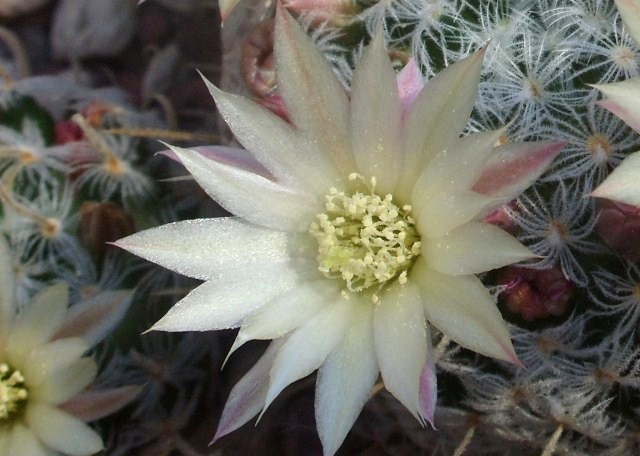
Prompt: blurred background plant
<box><xmin>2</xmin><ymin>0</ymin><xmax>640</xmax><ymax>454</ymax></box>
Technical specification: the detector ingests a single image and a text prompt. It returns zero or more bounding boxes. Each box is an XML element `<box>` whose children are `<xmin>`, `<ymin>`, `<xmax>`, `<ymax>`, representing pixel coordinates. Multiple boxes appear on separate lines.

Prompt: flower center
<box><xmin>0</xmin><ymin>362</ymin><xmax>28</xmax><ymax>422</ymax></box>
<box><xmin>309</xmin><ymin>174</ymin><xmax>421</xmax><ymax>299</ymax></box>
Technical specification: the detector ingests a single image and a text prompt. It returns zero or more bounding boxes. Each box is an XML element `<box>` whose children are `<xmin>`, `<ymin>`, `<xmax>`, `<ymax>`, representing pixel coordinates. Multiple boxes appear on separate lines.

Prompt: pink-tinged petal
<box><xmin>59</xmin><ymin>385</ymin><xmax>143</xmax><ymax>422</ymax></box>
<box><xmin>412</xmin><ymin>261</ymin><xmax>520</xmax><ymax>364</ymax></box>
<box><xmin>167</xmin><ymin>143</ymin><xmax>319</xmax><ymax>232</ymax></box>
<box><xmin>374</xmin><ymin>281</ymin><xmax>427</xmax><ymax>423</ymax></box>
<box><xmin>315</xmin><ymin>300</ymin><xmax>377</xmax><ymax>456</ymax></box>
<box><xmin>591</xmin><ymin>79</ymin><xmax>640</xmax><ymax>133</ymax></box>
<box><xmin>591</xmin><ymin>151</ymin><xmax>640</xmax><ymax>206</ymax></box>
<box><xmin>351</xmin><ymin>32</ymin><xmax>402</xmax><ymax>194</ymax></box>
<box><xmin>397</xmin><ymin>48</ymin><xmax>485</xmax><ymax>200</ymax></box>
<box><xmin>274</xmin><ymin>6</ymin><xmax>355</xmax><ymax>173</ymax></box>
<box><xmin>7</xmin><ymin>425</ymin><xmax>48</xmax><ymax>456</ymax></box>
<box><xmin>159</xmin><ymin>146</ymin><xmax>273</xmax><ymax>180</ymax></box>
<box><xmin>219</xmin><ymin>0</ymin><xmax>241</xmax><ymax>22</ymax></box>
<box><xmin>264</xmin><ymin>296</ymin><xmax>352</xmax><ymax>411</ymax></box>
<box><xmin>422</xmin><ymin>222</ymin><xmax>533</xmax><ymax>275</ymax></box>
<box><xmin>150</xmin><ymin>263</ymin><xmax>302</xmax><ymax>332</ymax></box>
<box><xmin>115</xmin><ymin>218</ymin><xmax>302</xmax><ymax>281</ymax></box>
<box><xmin>616</xmin><ymin>0</ymin><xmax>640</xmax><ymax>46</ymax></box>
<box><xmin>229</xmin><ymin>280</ymin><xmax>339</xmax><ymax>357</ymax></box>
<box><xmin>26</xmin><ymin>402</ymin><xmax>104</xmax><ymax>456</ymax></box>
<box><xmin>213</xmin><ymin>339</ymin><xmax>285</xmax><ymax>443</ymax></box>
<box><xmin>201</xmin><ymin>75</ymin><xmax>341</xmax><ymax>193</ymax></box>
<box><xmin>53</xmin><ymin>290</ymin><xmax>132</xmax><ymax>346</ymax></box>
<box><xmin>397</xmin><ymin>58</ymin><xmax>423</xmax><ymax>117</ymax></box>
<box><xmin>9</xmin><ymin>284</ymin><xmax>69</xmax><ymax>357</ymax></box>
<box><xmin>418</xmin><ymin>330</ymin><xmax>437</xmax><ymax>428</ymax></box>
<box><xmin>472</xmin><ymin>141</ymin><xmax>564</xmax><ymax>202</ymax></box>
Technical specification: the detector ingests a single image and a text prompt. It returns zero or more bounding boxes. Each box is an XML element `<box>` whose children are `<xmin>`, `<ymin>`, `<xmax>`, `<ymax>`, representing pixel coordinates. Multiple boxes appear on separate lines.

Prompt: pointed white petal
<box><xmin>316</xmin><ymin>300</ymin><xmax>377</xmax><ymax>456</ymax></box>
<box><xmin>422</xmin><ymin>222</ymin><xmax>533</xmax><ymax>275</ymax></box>
<box><xmin>151</xmin><ymin>264</ymin><xmax>302</xmax><ymax>332</ymax></box>
<box><xmin>616</xmin><ymin>0</ymin><xmax>640</xmax><ymax>48</ymax></box>
<box><xmin>219</xmin><ymin>0</ymin><xmax>241</xmax><ymax>22</ymax></box>
<box><xmin>53</xmin><ymin>290</ymin><xmax>132</xmax><ymax>346</ymax></box>
<box><xmin>591</xmin><ymin>151</ymin><xmax>640</xmax><ymax>206</ymax></box>
<box><xmin>36</xmin><ymin>358</ymin><xmax>97</xmax><ymax>405</ymax></box>
<box><xmin>60</xmin><ymin>385</ymin><xmax>143</xmax><ymax>422</ymax></box>
<box><xmin>411</xmin><ymin>130</ymin><xmax>505</xmax><ymax>199</ymax></box>
<box><xmin>396</xmin><ymin>58</ymin><xmax>423</xmax><ymax>116</ymax></box>
<box><xmin>9</xmin><ymin>284</ymin><xmax>69</xmax><ymax>356</ymax></box>
<box><xmin>274</xmin><ymin>6</ymin><xmax>355</xmax><ymax>172</ymax></box>
<box><xmin>115</xmin><ymin>218</ymin><xmax>306</xmax><ymax>280</ymax></box>
<box><xmin>350</xmin><ymin>33</ymin><xmax>402</xmax><ymax>194</ymax></box>
<box><xmin>159</xmin><ymin>145</ymin><xmax>273</xmax><ymax>179</ymax></box>
<box><xmin>26</xmin><ymin>403</ymin><xmax>103</xmax><ymax>456</ymax></box>
<box><xmin>374</xmin><ymin>281</ymin><xmax>426</xmax><ymax>421</ymax></box>
<box><xmin>169</xmin><ymin>144</ymin><xmax>319</xmax><ymax>232</ymax></box>
<box><xmin>213</xmin><ymin>339</ymin><xmax>285</xmax><ymax>442</ymax></box>
<box><xmin>264</xmin><ymin>296</ymin><xmax>352</xmax><ymax>410</ymax></box>
<box><xmin>413</xmin><ymin>261</ymin><xmax>519</xmax><ymax>363</ymax></box>
<box><xmin>201</xmin><ymin>76</ymin><xmax>341</xmax><ymax>193</ymax></box>
<box><xmin>398</xmin><ymin>49</ymin><xmax>485</xmax><ymax>199</ymax></box>
<box><xmin>230</xmin><ymin>280</ymin><xmax>339</xmax><ymax>356</ymax></box>
<box><xmin>7</xmin><ymin>425</ymin><xmax>48</xmax><ymax>456</ymax></box>
<box><xmin>591</xmin><ymin>78</ymin><xmax>640</xmax><ymax>133</ymax></box>
<box><xmin>23</xmin><ymin>338</ymin><xmax>89</xmax><ymax>387</ymax></box>
<box><xmin>415</xmin><ymin>190</ymin><xmax>496</xmax><ymax>238</ymax></box>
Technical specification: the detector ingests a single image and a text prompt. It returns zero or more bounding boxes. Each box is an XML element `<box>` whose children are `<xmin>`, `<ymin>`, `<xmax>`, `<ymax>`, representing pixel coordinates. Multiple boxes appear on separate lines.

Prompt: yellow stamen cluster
<box><xmin>309</xmin><ymin>174</ymin><xmax>421</xmax><ymax>299</ymax></box>
<box><xmin>0</xmin><ymin>362</ymin><xmax>28</xmax><ymax>421</ymax></box>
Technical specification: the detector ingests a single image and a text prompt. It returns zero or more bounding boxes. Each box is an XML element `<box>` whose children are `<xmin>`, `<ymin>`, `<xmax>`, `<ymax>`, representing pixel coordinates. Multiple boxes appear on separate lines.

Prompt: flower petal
<box><xmin>0</xmin><ymin>237</ymin><xmax>14</xmax><ymax>333</ymax></box>
<box><xmin>350</xmin><ymin>32</ymin><xmax>402</xmax><ymax>194</ymax></box>
<box><xmin>422</xmin><ymin>222</ymin><xmax>533</xmax><ymax>275</ymax></box>
<box><xmin>274</xmin><ymin>6</ymin><xmax>355</xmax><ymax>172</ymax></box>
<box><xmin>411</xmin><ymin>130</ymin><xmax>505</xmax><ymax>198</ymax></box>
<box><xmin>219</xmin><ymin>0</ymin><xmax>241</xmax><ymax>22</ymax></box>
<box><xmin>397</xmin><ymin>58</ymin><xmax>423</xmax><ymax>116</ymax></box>
<box><xmin>472</xmin><ymin>141</ymin><xmax>564</xmax><ymax>203</ymax></box>
<box><xmin>201</xmin><ymin>76</ymin><xmax>341</xmax><ymax>193</ymax></box>
<box><xmin>591</xmin><ymin>79</ymin><xmax>640</xmax><ymax>133</ymax></box>
<box><xmin>315</xmin><ymin>300</ymin><xmax>377</xmax><ymax>456</ymax></box>
<box><xmin>398</xmin><ymin>49</ymin><xmax>485</xmax><ymax>199</ymax></box>
<box><xmin>229</xmin><ymin>280</ymin><xmax>339</xmax><ymax>356</ymax></box>
<box><xmin>26</xmin><ymin>402</ymin><xmax>104</xmax><ymax>456</ymax></box>
<box><xmin>264</xmin><ymin>296</ymin><xmax>352</xmax><ymax>411</ymax></box>
<box><xmin>167</xmin><ymin>143</ymin><xmax>319</xmax><ymax>232</ymax></box>
<box><xmin>616</xmin><ymin>0</ymin><xmax>640</xmax><ymax>46</ymax></box>
<box><xmin>7</xmin><ymin>425</ymin><xmax>48</xmax><ymax>456</ymax></box>
<box><xmin>415</xmin><ymin>190</ymin><xmax>497</xmax><ymax>238</ymax></box>
<box><xmin>150</xmin><ymin>263</ymin><xmax>302</xmax><ymax>332</ymax></box>
<box><xmin>412</xmin><ymin>261</ymin><xmax>519</xmax><ymax>363</ymax></box>
<box><xmin>53</xmin><ymin>290</ymin><xmax>132</xmax><ymax>346</ymax></box>
<box><xmin>159</xmin><ymin>145</ymin><xmax>273</xmax><ymax>180</ymax></box>
<box><xmin>115</xmin><ymin>218</ymin><xmax>305</xmax><ymax>280</ymax></box>
<box><xmin>418</xmin><ymin>336</ymin><xmax>437</xmax><ymax>428</ymax></box>
<box><xmin>374</xmin><ymin>281</ymin><xmax>426</xmax><ymax>422</ymax></box>
<box><xmin>9</xmin><ymin>284</ymin><xmax>69</xmax><ymax>357</ymax></box>
<box><xmin>23</xmin><ymin>338</ymin><xmax>90</xmax><ymax>388</ymax></box>
<box><xmin>591</xmin><ymin>151</ymin><xmax>640</xmax><ymax>206</ymax></box>
<box><xmin>213</xmin><ymin>339</ymin><xmax>285</xmax><ymax>443</ymax></box>
<box><xmin>60</xmin><ymin>385</ymin><xmax>143</xmax><ymax>422</ymax></box>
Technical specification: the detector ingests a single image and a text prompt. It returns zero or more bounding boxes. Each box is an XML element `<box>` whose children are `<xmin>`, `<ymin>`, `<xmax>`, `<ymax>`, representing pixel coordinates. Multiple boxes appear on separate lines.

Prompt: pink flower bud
<box><xmin>596</xmin><ymin>198</ymin><xmax>640</xmax><ymax>262</ymax></box>
<box><xmin>499</xmin><ymin>265</ymin><xmax>574</xmax><ymax>322</ymax></box>
<box><xmin>55</xmin><ymin>120</ymin><xmax>84</xmax><ymax>145</ymax></box>
<box><xmin>241</xmin><ymin>20</ymin><xmax>277</xmax><ymax>99</ymax></box>
<box><xmin>483</xmin><ymin>201</ymin><xmax>519</xmax><ymax>234</ymax></box>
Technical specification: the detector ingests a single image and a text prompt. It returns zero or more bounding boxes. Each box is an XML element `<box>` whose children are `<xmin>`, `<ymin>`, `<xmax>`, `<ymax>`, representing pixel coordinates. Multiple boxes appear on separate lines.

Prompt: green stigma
<box><xmin>0</xmin><ymin>362</ymin><xmax>28</xmax><ymax>423</ymax></box>
<box><xmin>309</xmin><ymin>174</ymin><xmax>421</xmax><ymax>300</ymax></box>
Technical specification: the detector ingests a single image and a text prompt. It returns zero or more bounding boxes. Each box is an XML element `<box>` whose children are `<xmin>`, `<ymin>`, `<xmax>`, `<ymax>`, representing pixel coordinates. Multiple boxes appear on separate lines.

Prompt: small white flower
<box><xmin>116</xmin><ymin>8</ymin><xmax>562</xmax><ymax>455</ymax></box>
